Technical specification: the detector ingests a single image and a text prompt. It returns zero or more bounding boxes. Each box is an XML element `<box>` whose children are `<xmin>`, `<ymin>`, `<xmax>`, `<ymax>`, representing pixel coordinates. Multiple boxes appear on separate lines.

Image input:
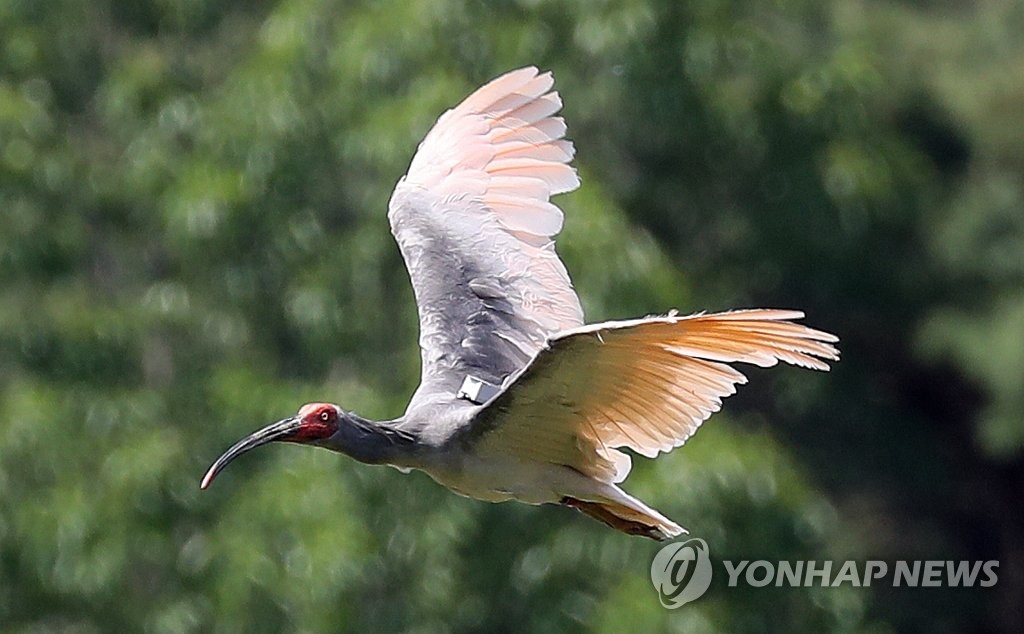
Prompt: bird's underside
<box><xmin>202</xmin><ymin>66</ymin><xmax>839</xmax><ymax>542</ymax></box>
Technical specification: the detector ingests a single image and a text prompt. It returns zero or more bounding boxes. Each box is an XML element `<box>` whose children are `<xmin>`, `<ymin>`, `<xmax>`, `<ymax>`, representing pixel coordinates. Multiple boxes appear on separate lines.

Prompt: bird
<box><xmin>200</xmin><ymin>66</ymin><xmax>839</xmax><ymax>540</ymax></box>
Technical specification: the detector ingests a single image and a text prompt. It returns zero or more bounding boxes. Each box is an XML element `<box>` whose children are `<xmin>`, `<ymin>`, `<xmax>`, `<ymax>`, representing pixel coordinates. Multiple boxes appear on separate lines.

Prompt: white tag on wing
<box><xmin>457</xmin><ymin>375</ymin><xmax>501</xmax><ymax>405</ymax></box>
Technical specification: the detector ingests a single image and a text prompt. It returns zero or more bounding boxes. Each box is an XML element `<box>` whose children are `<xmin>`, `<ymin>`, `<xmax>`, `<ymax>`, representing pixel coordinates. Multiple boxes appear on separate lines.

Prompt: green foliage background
<box><xmin>2</xmin><ymin>0</ymin><xmax>1022</xmax><ymax>631</ymax></box>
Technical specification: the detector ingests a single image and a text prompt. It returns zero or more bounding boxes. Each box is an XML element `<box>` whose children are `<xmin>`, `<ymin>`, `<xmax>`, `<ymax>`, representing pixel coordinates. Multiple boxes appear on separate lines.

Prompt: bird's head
<box><xmin>200</xmin><ymin>402</ymin><xmax>342</xmax><ymax>489</ymax></box>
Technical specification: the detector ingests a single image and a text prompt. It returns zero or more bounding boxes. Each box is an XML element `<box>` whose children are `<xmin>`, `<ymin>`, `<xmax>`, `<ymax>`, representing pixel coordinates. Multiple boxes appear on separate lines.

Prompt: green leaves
<box><xmin>1</xmin><ymin>1</ymin><xmax>1019</xmax><ymax>632</ymax></box>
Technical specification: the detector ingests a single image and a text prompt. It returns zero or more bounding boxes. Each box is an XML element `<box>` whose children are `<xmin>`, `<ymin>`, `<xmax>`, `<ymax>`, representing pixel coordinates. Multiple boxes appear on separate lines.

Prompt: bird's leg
<box><xmin>559</xmin><ymin>496</ymin><xmax>668</xmax><ymax>541</ymax></box>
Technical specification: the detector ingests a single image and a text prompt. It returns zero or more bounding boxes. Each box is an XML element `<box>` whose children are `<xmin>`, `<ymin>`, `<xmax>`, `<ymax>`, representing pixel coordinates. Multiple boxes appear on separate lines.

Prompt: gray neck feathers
<box><xmin>320</xmin><ymin>412</ymin><xmax>418</xmax><ymax>465</ymax></box>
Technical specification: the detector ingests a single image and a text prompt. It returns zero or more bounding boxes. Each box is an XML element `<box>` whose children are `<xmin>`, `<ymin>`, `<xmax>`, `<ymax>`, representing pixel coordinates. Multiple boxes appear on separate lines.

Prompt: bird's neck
<box><xmin>320</xmin><ymin>412</ymin><xmax>418</xmax><ymax>465</ymax></box>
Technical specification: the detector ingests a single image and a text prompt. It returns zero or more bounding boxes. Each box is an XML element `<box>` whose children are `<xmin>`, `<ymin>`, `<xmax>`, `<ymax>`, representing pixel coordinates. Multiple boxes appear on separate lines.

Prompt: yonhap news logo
<box><xmin>649</xmin><ymin>538</ymin><xmax>713</xmax><ymax>608</ymax></box>
<box><xmin>721</xmin><ymin>558</ymin><xmax>999</xmax><ymax>588</ymax></box>
<box><xmin>651</xmin><ymin>538</ymin><xmax>999</xmax><ymax>608</ymax></box>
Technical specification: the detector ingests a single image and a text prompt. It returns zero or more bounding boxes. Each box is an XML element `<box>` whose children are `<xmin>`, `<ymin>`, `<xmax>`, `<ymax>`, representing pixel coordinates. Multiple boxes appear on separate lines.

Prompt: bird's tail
<box><xmin>561</xmin><ymin>489</ymin><xmax>685</xmax><ymax>541</ymax></box>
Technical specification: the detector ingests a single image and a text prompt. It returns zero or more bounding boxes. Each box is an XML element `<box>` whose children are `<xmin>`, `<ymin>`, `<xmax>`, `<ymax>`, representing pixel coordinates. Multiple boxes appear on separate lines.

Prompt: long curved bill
<box><xmin>200</xmin><ymin>416</ymin><xmax>302</xmax><ymax>489</ymax></box>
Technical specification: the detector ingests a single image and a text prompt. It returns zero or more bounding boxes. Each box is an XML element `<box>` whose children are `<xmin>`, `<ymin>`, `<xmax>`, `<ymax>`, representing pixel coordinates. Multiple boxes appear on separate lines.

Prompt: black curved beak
<box><xmin>200</xmin><ymin>416</ymin><xmax>302</xmax><ymax>489</ymax></box>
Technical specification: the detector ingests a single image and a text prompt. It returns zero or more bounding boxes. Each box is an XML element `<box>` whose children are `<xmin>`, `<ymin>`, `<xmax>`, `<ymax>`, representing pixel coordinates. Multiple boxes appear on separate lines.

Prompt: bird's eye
<box><xmin>319</xmin><ymin>410</ymin><xmax>331</xmax><ymax>422</ymax></box>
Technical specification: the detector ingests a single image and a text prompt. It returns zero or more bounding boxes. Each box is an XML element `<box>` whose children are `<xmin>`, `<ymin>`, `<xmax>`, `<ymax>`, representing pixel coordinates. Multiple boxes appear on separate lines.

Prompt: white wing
<box><xmin>388</xmin><ymin>67</ymin><xmax>584</xmax><ymax>414</ymax></box>
<box><xmin>463</xmin><ymin>310</ymin><xmax>840</xmax><ymax>482</ymax></box>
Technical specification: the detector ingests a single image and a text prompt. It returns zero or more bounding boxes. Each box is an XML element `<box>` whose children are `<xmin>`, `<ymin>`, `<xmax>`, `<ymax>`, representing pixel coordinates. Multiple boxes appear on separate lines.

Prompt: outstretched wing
<box><xmin>462</xmin><ymin>310</ymin><xmax>840</xmax><ymax>483</ymax></box>
<box><xmin>388</xmin><ymin>67</ymin><xmax>583</xmax><ymax>414</ymax></box>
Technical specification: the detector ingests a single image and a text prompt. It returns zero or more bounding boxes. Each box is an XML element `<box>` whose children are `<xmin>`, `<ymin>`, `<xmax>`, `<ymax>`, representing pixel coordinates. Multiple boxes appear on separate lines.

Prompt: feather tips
<box><xmin>391</xmin><ymin>67</ymin><xmax>585</xmax><ymax>368</ymax></box>
<box><xmin>471</xmin><ymin>310</ymin><xmax>839</xmax><ymax>483</ymax></box>
<box><xmin>388</xmin><ymin>67</ymin><xmax>586</xmax><ymax>410</ymax></box>
<box><xmin>401</xmin><ymin>66</ymin><xmax>579</xmax><ymax>243</ymax></box>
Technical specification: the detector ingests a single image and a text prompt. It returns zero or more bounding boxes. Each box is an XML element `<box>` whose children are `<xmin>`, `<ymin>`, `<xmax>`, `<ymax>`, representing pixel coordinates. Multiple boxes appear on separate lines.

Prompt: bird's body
<box><xmin>202</xmin><ymin>67</ymin><xmax>839</xmax><ymax>540</ymax></box>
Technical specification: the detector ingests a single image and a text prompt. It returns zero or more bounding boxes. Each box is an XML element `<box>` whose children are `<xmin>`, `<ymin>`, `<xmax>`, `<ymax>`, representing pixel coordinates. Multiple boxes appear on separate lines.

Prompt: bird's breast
<box><xmin>413</xmin><ymin>452</ymin><xmax>596</xmax><ymax>506</ymax></box>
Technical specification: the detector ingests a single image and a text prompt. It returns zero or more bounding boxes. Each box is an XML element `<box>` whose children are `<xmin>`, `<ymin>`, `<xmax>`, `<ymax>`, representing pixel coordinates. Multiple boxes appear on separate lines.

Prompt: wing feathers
<box><xmin>390</xmin><ymin>68</ymin><xmax>839</xmax><ymax>494</ymax></box>
<box><xmin>457</xmin><ymin>66</ymin><xmax>547</xmax><ymax>112</ymax></box>
<box><xmin>485</xmin><ymin>196</ymin><xmax>564</xmax><ymax>235</ymax></box>
<box><xmin>494</xmin><ymin>140</ymin><xmax>575</xmax><ymax>162</ymax></box>
<box><xmin>487</xmin><ymin>158</ymin><xmax>578</xmax><ymax>194</ymax></box>
<box><xmin>470</xmin><ymin>309</ymin><xmax>839</xmax><ymax>482</ymax></box>
<box><xmin>389</xmin><ymin>67</ymin><xmax>584</xmax><ymax>406</ymax></box>
<box><xmin>501</xmin><ymin>92</ymin><xmax>563</xmax><ymax>126</ymax></box>
<box><xmin>492</xmin><ymin>117</ymin><xmax>567</xmax><ymax>145</ymax></box>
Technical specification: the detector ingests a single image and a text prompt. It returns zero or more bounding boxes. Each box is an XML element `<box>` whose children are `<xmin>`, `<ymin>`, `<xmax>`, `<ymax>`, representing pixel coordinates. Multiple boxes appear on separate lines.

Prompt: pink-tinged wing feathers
<box><xmin>468</xmin><ymin>310</ymin><xmax>840</xmax><ymax>483</ymax></box>
<box><xmin>388</xmin><ymin>67</ymin><xmax>584</xmax><ymax>412</ymax></box>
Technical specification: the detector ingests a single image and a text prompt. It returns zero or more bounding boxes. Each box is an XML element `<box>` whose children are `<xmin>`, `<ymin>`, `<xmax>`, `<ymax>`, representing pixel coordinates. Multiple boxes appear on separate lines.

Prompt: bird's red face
<box><xmin>200</xmin><ymin>402</ymin><xmax>342</xmax><ymax>489</ymax></box>
<box><xmin>292</xmin><ymin>403</ymin><xmax>343</xmax><ymax>441</ymax></box>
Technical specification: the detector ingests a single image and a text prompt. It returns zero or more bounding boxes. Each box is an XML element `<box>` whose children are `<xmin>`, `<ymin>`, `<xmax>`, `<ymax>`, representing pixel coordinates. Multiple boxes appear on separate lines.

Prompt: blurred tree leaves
<box><xmin>1</xmin><ymin>0</ymin><xmax>1022</xmax><ymax>632</ymax></box>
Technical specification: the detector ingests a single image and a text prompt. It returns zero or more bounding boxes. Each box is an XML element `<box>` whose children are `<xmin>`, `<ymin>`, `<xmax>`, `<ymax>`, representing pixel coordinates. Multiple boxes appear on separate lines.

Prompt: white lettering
<box><xmin>980</xmin><ymin>561</ymin><xmax>999</xmax><ymax>587</ymax></box>
<box><xmin>863</xmin><ymin>561</ymin><xmax>887</xmax><ymax>586</ymax></box>
<box><xmin>714</xmin><ymin>558</ymin><xmax>1000</xmax><ymax>590</ymax></box>
<box><xmin>776</xmin><ymin>560</ymin><xmax>803</xmax><ymax>586</ymax></box>
<box><xmin>922</xmin><ymin>561</ymin><xmax>943</xmax><ymax>587</ymax></box>
<box><xmin>946</xmin><ymin>561</ymin><xmax>982</xmax><ymax>586</ymax></box>
<box><xmin>894</xmin><ymin>561</ymin><xmax>919</xmax><ymax>586</ymax></box>
<box><xmin>746</xmin><ymin>561</ymin><xmax>774</xmax><ymax>587</ymax></box>
<box><xmin>832</xmin><ymin>560</ymin><xmax>861</xmax><ymax>586</ymax></box>
<box><xmin>804</xmin><ymin>561</ymin><xmax>832</xmax><ymax>586</ymax></box>
<box><xmin>723</xmin><ymin>560</ymin><xmax>748</xmax><ymax>587</ymax></box>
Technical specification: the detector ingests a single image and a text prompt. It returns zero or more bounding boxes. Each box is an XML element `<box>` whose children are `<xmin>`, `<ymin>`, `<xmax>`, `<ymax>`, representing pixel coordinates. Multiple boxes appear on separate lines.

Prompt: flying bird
<box><xmin>201</xmin><ymin>67</ymin><xmax>839</xmax><ymax>540</ymax></box>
